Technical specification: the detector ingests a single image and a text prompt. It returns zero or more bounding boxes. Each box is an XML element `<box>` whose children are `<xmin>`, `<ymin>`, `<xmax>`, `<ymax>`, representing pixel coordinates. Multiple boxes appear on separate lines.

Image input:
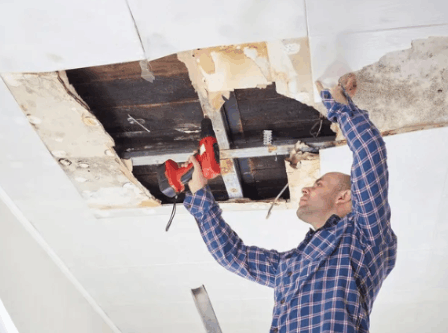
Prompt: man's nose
<box><xmin>302</xmin><ymin>187</ymin><xmax>310</xmax><ymax>194</ymax></box>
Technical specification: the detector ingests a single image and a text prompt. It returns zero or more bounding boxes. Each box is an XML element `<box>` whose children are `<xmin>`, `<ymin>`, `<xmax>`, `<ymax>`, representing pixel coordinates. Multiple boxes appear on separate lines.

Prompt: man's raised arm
<box><xmin>318</xmin><ymin>81</ymin><xmax>395</xmax><ymax>246</ymax></box>
<box><xmin>183</xmin><ymin>156</ymin><xmax>283</xmax><ymax>288</ymax></box>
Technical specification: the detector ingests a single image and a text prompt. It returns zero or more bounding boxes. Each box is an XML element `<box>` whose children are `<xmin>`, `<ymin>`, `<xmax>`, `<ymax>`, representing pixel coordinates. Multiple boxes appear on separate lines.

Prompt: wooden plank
<box><xmin>66</xmin><ymin>54</ymin><xmax>188</xmax><ymax>84</ymax></box>
<box><xmin>234</xmin><ymin>84</ymin><xmax>283</xmax><ymax>101</ymax></box>
<box><xmin>70</xmin><ymin>75</ymin><xmax>198</xmax><ymax>109</ymax></box>
<box><xmin>238</xmin><ymin>98</ymin><xmax>320</xmax><ymax>127</ymax></box>
<box><xmin>115</xmin><ymin>137</ymin><xmax>198</xmax><ymax>156</ymax></box>
<box><xmin>88</xmin><ymin>100</ymin><xmax>203</xmax><ymax>135</ymax></box>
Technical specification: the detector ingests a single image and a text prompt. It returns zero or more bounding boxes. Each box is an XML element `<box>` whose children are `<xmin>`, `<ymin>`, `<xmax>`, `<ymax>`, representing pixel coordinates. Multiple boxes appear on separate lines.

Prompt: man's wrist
<box><xmin>189</xmin><ymin>183</ymin><xmax>207</xmax><ymax>194</ymax></box>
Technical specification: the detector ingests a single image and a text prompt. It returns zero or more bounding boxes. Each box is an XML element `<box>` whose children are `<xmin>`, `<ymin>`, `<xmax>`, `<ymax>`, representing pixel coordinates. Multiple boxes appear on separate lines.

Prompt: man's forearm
<box><xmin>184</xmin><ymin>186</ymin><xmax>280</xmax><ymax>287</ymax></box>
<box><xmin>321</xmin><ymin>89</ymin><xmax>392</xmax><ymax>244</ymax></box>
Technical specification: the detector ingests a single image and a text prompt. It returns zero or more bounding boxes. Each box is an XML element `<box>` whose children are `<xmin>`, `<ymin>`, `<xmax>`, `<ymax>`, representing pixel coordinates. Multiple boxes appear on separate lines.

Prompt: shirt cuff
<box><xmin>320</xmin><ymin>89</ymin><xmax>354</xmax><ymax>122</ymax></box>
<box><xmin>183</xmin><ymin>185</ymin><xmax>216</xmax><ymax>220</ymax></box>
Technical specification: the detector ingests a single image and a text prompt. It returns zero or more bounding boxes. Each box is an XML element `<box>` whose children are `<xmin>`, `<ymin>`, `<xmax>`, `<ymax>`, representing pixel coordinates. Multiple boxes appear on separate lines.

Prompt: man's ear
<box><xmin>336</xmin><ymin>190</ymin><xmax>351</xmax><ymax>204</ymax></box>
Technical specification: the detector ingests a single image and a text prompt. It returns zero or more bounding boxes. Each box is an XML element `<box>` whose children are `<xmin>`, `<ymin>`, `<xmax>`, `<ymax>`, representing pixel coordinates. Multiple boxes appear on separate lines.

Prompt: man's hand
<box><xmin>184</xmin><ymin>152</ymin><xmax>208</xmax><ymax>194</ymax></box>
<box><xmin>315</xmin><ymin>81</ymin><xmax>325</xmax><ymax>94</ymax></box>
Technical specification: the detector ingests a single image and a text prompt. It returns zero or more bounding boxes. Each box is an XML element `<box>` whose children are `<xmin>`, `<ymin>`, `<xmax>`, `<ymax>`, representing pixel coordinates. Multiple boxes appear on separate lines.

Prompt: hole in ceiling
<box><xmin>66</xmin><ymin>53</ymin><xmax>334</xmax><ymax>204</ymax></box>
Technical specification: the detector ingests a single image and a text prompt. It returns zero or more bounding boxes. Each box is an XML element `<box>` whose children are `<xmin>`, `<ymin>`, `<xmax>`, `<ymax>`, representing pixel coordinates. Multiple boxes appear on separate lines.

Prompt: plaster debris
<box><xmin>52</xmin><ymin>150</ymin><xmax>67</xmax><ymax>158</ymax></box>
<box><xmin>285</xmin><ymin>154</ymin><xmax>320</xmax><ymax>207</ymax></box>
<box><xmin>82</xmin><ymin>115</ymin><xmax>100</xmax><ymax>127</ymax></box>
<box><xmin>1</xmin><ymin>71</ymin><xmax>160</xmax><ymax>209</ymax></box>
<box><xmin>78</xmin><ymin>162</ymin><xmax>89</xmax><ymax>168</ymax></box>
<box><xmin>26</xmin><ymin>115</ymin><xmax>42</xmax><ymax>125</ymax></box>
<box><xmin>58</xmin><ymin>158</ymin><xmax>72</xmax><ymax>166</ymax></box>
<box><xmin>267</xmin><ymin>38</ymin><xmax>314</xmax><ymax>105</ymax></box>
<box><xmin>139</xmin><ymin>60</ymin><xmax>155</xmax><ymax>83</ymax></box>
<box><xmin>75</xmin><ymin>177</ymin><xmax>88</xmax><ymax>183</ymax></box>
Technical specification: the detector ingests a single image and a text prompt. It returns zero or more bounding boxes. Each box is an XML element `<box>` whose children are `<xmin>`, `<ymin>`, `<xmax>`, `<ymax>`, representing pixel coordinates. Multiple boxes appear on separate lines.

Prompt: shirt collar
<box><xmin>307</xmin><ymin>214</ymin><xmax>341</xmax><ymax>236</ymax></box>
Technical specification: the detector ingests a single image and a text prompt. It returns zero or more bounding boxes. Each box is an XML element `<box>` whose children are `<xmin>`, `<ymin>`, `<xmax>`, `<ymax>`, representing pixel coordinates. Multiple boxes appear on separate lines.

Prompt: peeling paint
<box><xmin>196</xmin><ymin>44</ymin><xmax>271</xmax><ymax>92</ymax></box>
<box><xmin>179</xmin><ymin>39</ymin><xmax>314</xmax><ymax>107</ymax></box>
<box><xmin>267</xmin><ymin>38</ymin><xmax>314</xmax><ymax>105</ymax></box>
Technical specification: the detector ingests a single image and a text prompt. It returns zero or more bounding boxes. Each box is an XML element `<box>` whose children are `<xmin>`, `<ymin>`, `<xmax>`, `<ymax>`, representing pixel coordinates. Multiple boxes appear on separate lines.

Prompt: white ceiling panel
<box><xmin>0</xmin><ymin>0</ymin><xmax>144</xmax><ymax>73</ymax></box>
<box><xmin>309</xmin><ymin>25</ymin><xmax>448</xmax><ymax>100</ymax></box>
<box><xmin>305</xmin><ymin>0</ymin><xmax>448</xmax><ymax>37</ymax></box>
<box><xmin>127</xmin><ymin>0</ymin><xmax>307</xmax><ymax>60</ymax></box>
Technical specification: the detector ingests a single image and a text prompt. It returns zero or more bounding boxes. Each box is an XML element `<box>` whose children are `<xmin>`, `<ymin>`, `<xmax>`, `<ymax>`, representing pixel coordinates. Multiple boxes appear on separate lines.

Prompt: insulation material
<box><xmin>1</xmin><ymin>72</ymin><xmax>159</xmax><ymax>209</ymax></box>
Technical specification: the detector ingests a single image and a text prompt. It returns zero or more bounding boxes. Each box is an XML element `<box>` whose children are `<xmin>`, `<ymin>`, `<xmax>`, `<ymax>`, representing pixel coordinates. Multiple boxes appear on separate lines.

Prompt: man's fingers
<box><xmin>188</xmin><ymin>153</ymin><xmax>201</xmax><ymax>170</ymax></box>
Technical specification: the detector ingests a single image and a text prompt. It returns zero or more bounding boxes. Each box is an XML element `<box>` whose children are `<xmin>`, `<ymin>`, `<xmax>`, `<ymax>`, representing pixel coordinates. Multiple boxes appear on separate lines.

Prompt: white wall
<box><xmin>0</xmin><ymin>189</ymin><xmax>120</xmax><ymax>333</ymax></box>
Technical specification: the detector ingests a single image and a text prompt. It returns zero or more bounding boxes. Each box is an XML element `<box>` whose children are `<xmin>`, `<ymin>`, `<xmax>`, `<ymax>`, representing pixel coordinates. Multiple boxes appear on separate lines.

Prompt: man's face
<box><xmin>296</xmin><ymin>173</ymin><xmax>339</xmax><ymax>222</ymax></box>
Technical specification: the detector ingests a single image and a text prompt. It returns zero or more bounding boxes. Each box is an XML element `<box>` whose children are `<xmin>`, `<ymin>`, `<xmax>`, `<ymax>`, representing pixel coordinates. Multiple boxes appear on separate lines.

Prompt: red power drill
<box><xmin>157</xmin><ymin>117</ymin><xmax>220</xmax><ymax>199</ymax></box>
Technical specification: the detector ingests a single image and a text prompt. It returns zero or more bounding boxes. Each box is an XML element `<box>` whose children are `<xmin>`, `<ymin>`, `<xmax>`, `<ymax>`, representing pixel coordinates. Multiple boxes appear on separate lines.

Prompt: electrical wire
<box><xmin>165</xmin><ymin>195</ymin><xmax>178</xmax><ymax>232</ymax></box>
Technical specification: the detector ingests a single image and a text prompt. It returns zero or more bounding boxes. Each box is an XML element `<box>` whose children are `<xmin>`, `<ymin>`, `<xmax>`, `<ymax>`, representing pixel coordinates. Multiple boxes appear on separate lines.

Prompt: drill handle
<box><xmin>180</xmin><ymin>162</ymin><xmax>195</xmax><ymax>185</ymax></box>
<box><xmin>179</xmin><ymin>153</ymin><xmax>201</xmax><ymax>185</ymax></box>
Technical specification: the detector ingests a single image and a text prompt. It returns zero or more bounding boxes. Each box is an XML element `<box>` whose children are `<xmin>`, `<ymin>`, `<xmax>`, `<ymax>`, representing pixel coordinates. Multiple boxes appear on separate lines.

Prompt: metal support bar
<box><xmin>198</xmin><ymin>93</ymin><xmax>244</xmax><ymax>199</ymax></box>
<box><xmin>129</xmin><ymin>138</ymin><xmax>334</xmax><ymax>166</ymax></box>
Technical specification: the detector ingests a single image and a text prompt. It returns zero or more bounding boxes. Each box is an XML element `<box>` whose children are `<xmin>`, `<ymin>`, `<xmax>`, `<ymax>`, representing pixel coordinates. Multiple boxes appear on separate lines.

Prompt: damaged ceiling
<box><xmin>65</xmin><ymin>48</ymin><xmax>334</xmax><ymax>204</ymax></box>
<box><xmin>3</xmin><ymin>37</ymin><xmax>448</xmax><ymax>209</ymax></box>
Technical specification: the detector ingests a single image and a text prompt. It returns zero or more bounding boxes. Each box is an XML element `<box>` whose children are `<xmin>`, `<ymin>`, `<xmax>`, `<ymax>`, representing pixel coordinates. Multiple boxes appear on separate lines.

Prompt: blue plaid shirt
<box><xmin>184</xmin><ymin>89</ymin><xmax>397</xmax><ymax>333</ymax></box>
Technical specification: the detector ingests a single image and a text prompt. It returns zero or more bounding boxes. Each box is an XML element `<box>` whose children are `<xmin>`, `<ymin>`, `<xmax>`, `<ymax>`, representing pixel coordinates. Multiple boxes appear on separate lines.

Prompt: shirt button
<box><xmin>272</xmin><ymin>328</ymin><xmax>278</xmax><ymax>333</ymax></box>
<box><xmin>287</xmin><ymin>271</ymin><xmax>292</xmax><ymax>277</ymax></box>
<box><xmin>281</xmin><ymin>299</ymin><xmax>285</xmax><ymax>304</ymax></box>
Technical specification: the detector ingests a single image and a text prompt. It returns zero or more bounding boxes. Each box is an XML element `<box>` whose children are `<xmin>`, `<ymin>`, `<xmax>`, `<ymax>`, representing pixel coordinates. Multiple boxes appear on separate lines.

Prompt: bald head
<box><xmin>297</xmin><ymin>172</ymin><xmax>352</xmax><ymax>229</ymax></box>
<box><xmin>330</xmin><ymin>172</ymin><xmax>351</xmax><ymax>192</ymax></box>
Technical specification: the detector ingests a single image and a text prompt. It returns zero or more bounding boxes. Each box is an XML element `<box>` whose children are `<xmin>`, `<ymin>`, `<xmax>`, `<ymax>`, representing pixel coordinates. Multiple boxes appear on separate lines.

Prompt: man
<box><xmin>183</xmin><ymin>76</ymin><xmax>397</xmax><ymax>333</ymax></box>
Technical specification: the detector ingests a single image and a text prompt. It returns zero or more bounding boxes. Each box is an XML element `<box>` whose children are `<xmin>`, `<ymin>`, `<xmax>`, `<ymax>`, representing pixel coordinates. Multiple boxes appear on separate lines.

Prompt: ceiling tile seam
<box><xmin>0</xmin><ymin>185</ymin><xmax>123</xmax><ymax>333</ymax></box>
<box><xmin>308</xmin><ymin>22</ymin><xmax>448</xmax><ymax>38</ymax></box>
<box><xmin>303</xmin><ymin>0</ymin><xmax>310</xmax><ymax>38</ymax></box>
<box><xmin>124</xmin><ymin>0</ymin><xmax>147</xmax><ymax>59</ymax></box>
